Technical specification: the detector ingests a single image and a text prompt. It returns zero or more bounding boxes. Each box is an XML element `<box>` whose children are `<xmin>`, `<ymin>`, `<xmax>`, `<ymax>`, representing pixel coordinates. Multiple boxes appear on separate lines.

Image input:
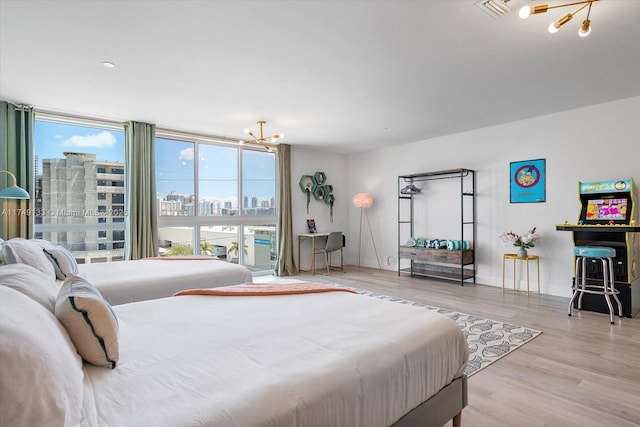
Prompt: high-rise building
<box><xmin>200</xmin><ymin>200</ymin><xmax>214</xmax><ymax>216</ymax></box>
<box><xmin>157</xmin><ymin>198</ymin><xmax>184</xmax><ymax>216</ymax></box>
<box><xmin>37</xmin><ymin>152</ymin><xmax>125</xmax><ymax>262</ymax></box>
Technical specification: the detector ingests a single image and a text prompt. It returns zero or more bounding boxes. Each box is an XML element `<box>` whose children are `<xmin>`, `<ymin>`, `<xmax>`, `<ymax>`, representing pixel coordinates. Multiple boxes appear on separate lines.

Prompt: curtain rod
<box><xmin>1</xmin><ymin>101</ymin><xmax>33</xmax><ymax>111</ymax></box>
<box><xmin>36</xmin><ymin>109</ymin><xmax>123</xmax><ymax>130</ymax></box>
<box><xmin>155</xmin><ymin>128</ymin><xmax>278</xmax><ymax>152</ymax></box>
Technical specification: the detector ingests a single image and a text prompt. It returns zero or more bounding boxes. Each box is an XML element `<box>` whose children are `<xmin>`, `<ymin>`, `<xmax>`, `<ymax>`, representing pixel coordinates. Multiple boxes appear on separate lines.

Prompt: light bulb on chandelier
<box><xmin>519</xmin><ymin>4</ymin><xmax>549</xmax><ymax>19</ymax></box>
<box><xmin>548</xmin><ymin>13</ymin><xmax>573</xmax><ymax>33</ymax></box>
<box><xmin>579</xmin><ymin>19</ymin><xmax>592</xmax><ymax>37</ymax></box>
<box><xmin>519</xmin><ymin>0</ymin><xmax>596</xmax><ymax>37</ymax></box>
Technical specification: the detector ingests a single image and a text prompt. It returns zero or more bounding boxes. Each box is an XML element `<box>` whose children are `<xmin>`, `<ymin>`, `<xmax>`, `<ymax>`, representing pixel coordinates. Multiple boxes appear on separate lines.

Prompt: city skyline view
<box><xmin>32</xmin><ymin>118</ymin><xmax>277</xmax><ymax>271</ymax></box>
<box><xmin>35</xmin><ymin>121</ymin><xmax>276</xmax><ymax>205</ymax></box>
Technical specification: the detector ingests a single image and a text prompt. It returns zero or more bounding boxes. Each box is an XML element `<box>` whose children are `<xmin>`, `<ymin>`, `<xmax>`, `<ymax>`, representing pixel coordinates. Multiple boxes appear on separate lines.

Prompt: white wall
<box><xmin>345</xmin><ymin>96</ymin><xmax>640</xmax><ymax>298</ymax></box>
<box><xmin>291</xmin><ymin>148</ymin><xmax>349</xmax><ymax>271</ymax></box>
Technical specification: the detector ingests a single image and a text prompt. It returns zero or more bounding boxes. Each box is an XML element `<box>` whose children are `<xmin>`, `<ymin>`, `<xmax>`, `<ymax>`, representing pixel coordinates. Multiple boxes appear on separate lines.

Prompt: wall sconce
<box><xmin>1</xmin><ymin>170</ymin><xmax>30</xmax><ymax>240</ymax></box>
<box><xmin>0</xmin><ymin>170</ymin><xmax>30</xmax><ymax>199</ymax></box>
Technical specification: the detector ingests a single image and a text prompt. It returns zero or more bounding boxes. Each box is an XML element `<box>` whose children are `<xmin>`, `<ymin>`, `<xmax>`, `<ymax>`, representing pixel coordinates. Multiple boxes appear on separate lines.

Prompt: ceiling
<box><xmin>1</xmin><ymin>0</ymin><xmax>639</xmax><ymax>154</ymax></box>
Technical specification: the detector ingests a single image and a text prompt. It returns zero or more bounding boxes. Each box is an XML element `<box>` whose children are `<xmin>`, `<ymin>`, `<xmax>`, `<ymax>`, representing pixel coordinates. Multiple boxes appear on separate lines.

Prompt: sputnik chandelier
<box><xmin>519</xmin><ymin>0</ymin><xmax>598</xmax><ymax>37</ymax></box>
<box><xmin>239</xmin><ymin>121</ymin><xmax>284</xmax><ymax>152</ymax></box>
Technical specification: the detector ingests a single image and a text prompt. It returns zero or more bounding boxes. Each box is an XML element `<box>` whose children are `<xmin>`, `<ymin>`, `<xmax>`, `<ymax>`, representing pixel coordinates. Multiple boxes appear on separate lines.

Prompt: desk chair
<box><xmin>315</xmin><ymin>231</ymin><xmax>345</xmax><ymax>274</ymax></box>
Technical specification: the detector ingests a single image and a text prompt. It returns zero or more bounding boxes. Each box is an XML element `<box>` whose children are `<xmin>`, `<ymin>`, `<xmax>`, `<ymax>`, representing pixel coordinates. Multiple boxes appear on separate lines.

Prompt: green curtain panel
<box><xmin>0</xmin><ymin>101</ymin><xmax>34</xmax><ymax>240</ymax></box>
<box><xmin>124</xmin><ymin>121</ymin><xmax>159</xmax><ymax>260</ymax></box>
<box><xmin>275</xmin><ymin>144</ymin><xmax>297</xmax><ymax>276</ymax></box>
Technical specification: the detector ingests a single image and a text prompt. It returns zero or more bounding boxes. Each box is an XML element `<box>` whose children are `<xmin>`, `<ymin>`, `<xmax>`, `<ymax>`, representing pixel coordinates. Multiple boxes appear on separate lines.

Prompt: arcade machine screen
<box><xmin>585</xmin><ymin>198</ymin><xmax>628</xmax><ymax>222</ymax></box>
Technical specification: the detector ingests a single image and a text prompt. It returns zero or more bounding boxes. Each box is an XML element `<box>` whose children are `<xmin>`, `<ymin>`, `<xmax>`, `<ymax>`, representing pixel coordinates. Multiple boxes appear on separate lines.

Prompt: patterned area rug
<box><xmin>352</xmin><ymin>289</ymin><xmax>542</xmax><ymax>376</ymax></box>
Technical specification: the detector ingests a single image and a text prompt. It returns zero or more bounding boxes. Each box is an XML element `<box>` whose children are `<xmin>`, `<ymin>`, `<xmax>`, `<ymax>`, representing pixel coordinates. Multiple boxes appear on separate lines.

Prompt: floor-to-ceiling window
<box><xmin>33</xmin><ymin>113</ymin><xmax>126</xmax><ymax>263</ymax></box>
<box><xmin>155</xmin><ymin>134</ymin><xmax>277</xmax><ymax>274</ymax></box>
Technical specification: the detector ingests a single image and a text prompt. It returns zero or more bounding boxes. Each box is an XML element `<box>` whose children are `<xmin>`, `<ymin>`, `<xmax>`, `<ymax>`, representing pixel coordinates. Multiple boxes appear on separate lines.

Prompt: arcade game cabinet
<box><xmin>556</xmin><ymin>178</ymin><xmax>640</xmax><ymax>317</ymax></box>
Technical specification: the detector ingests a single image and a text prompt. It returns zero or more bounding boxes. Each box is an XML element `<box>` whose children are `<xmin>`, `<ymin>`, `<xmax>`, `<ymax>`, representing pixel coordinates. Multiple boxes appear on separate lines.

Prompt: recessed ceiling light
<box><xmin>102</xmin><ymin>61</ymin><xmax>115</xmax><ymax>68</ymax></box>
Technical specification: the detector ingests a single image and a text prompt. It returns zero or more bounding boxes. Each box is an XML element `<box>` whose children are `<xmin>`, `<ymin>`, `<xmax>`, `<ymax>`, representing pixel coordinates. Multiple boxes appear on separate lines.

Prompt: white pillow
<box><xmin>2</xmin><ymin>238</ymin><xmax>55</xmax><ymax>279</ymax></box>
<box><xmin>0</xmin><ymin>286</ymin><xmax>84</xmax><ymax>426</ymax></box>
<box><xmin>29</xmin><ymin>238</ymin><xmax>56</xmax><ymax>249</ymax></box>
<box><xmin>43</xmin><ymin>245</ymin><xmax>79</xmax><ymax>280</ymax></box>
<box><xmin>55</xmin><ymin>275</ymin><xmax>119</xmax><ymax>368</ymax></box>
<box><xmin>0</xmin><ymin>263</ymin><xmax>58</xmax><ymax>312</ymax></box>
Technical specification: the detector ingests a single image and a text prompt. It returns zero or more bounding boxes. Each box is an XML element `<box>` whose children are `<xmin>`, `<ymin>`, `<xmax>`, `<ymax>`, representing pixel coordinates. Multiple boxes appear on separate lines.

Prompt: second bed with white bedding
<box><xmin>82</xmin><ymin>290</ymin><xmax>468</xmax><ymax>427</ymax></box>
<box><xmin>74</xmin><ymin>258</ymin><xmax>253</xmax><ymax>305</ymax></box>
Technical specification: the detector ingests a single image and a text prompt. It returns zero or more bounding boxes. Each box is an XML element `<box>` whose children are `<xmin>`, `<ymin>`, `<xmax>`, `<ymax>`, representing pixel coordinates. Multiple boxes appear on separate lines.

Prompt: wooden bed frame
<box><xmin>392</xmin><ymin>374</ymin><xmax>468</xmax><ymax>427</ymax></box>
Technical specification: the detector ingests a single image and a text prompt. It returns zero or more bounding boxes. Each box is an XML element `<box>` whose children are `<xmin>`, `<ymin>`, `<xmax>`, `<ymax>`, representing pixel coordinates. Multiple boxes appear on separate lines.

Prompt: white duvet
<box><xmin>74</xmin><ymin>259</ymin><xmax>253</xmax><ymax>305</ymax></box>
<box><xmin>81</xmin><ymin>291</ymin><xmax>468</xmax><ymax>427</ymax></box>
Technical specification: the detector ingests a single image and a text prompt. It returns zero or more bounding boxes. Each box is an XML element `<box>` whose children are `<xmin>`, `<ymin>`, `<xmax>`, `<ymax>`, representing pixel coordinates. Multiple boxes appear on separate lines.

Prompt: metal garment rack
<box><xmin>397</xmin><ymin>168</ymin><xmax>476</xmax><ymax>286</ymax></box>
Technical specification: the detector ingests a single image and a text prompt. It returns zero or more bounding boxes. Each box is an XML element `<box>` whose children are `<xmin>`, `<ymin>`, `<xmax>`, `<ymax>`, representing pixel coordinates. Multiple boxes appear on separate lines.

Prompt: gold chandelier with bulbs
<box><xmin>239</xmin><ymin>121</ymin><xmax>284</xmax><ymax>152</ymax></box>
<box><xmin>519</xmin><ymin>0</ymin><xmax>598</xmax><ymax>37</ymax></box>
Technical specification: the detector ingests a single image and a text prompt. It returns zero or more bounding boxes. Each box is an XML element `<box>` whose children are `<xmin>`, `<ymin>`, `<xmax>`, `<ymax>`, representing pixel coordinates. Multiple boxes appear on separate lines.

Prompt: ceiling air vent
<box><xmin>475</xmin><ymin>0</ymin><xmax>512</xmax><ymax>18</ymax></box>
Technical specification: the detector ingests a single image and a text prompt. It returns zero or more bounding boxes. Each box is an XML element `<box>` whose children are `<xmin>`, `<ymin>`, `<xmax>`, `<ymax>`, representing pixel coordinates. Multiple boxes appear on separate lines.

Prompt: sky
<box><xmin>35</xmin><ymin>120</ymin><xmax>124</xmax><ymax>168</ymax></box>
<box><xmin>35</xmin><ymin>121</ymin><xmax>276</xmax><ymax>204</ymax></box>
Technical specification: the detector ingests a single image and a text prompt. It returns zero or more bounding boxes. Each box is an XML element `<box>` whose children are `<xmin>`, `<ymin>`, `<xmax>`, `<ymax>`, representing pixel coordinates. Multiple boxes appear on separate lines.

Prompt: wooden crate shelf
<box><xmin>399</xmin><ymin>246</ymin><xmax>474</xmax><ymax>265</ymax></box>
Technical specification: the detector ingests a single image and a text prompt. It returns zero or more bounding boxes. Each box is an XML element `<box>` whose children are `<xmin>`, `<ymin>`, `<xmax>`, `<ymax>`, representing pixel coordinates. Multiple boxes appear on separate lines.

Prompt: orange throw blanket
<box><xmin>174</xmin><ymin>282</ymin><xmax>356</xmax><ymax>297</ymax></box>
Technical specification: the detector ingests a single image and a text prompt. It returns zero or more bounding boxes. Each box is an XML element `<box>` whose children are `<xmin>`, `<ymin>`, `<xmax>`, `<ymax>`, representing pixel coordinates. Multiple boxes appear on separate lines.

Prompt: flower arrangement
<box><xmin>499</xmin><ymin>227</ymin><xmax>540</xmax><ymax>249</ymax></box>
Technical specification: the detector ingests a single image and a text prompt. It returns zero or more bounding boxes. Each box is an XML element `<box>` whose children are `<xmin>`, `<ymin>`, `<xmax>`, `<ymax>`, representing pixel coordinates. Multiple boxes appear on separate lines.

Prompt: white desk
<box><xmin>298</xmin><ymin>232</ymin><xmax>329</xmax><ymax>275</ymax></box>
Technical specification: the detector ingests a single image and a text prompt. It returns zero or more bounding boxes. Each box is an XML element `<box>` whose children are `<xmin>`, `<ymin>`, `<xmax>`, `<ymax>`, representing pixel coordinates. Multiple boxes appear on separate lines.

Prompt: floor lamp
<box><xmin>352</xmin><ymin>193</ymin><xmax>382</xmax><ymax>269</ymax></box>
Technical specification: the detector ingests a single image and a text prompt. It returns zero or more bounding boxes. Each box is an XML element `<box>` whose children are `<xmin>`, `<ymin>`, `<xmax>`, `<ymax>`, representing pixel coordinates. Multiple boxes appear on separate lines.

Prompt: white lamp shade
<box><xmin>352</xmin><ymin>193</ymin><xmax>373</xmax><ymax>208</ymax></box>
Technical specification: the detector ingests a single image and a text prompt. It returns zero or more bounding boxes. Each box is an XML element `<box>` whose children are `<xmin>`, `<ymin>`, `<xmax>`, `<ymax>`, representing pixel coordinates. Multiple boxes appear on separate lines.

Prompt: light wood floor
<box><xmin>289</xmin><ymin>266</ymin><xmax>640</xmax><ymax>427</ymax></box>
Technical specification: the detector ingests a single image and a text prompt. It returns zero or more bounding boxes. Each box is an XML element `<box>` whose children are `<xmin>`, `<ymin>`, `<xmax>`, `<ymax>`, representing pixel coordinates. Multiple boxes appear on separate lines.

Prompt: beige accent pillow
<box><xmin>43</xmin><ymin>245</ymin><xmax>79</xmax><ymax>280</ymax></box>
<box><xmin>0</xmin><ymin>286</ymin><xmax>84</xmax><ymax>426</ymax></box>
<box><xmin>55</xmin><ymin>274</ymin><xmax>119</xmax><ymax>368</ymax></box>
<box><xmin>1</xmin><ymin>238</ymin><xmax>55</xmax><ymax>279</ymax></box>
<box><xmin>0</xmin><ymin>263</ymin><xmax>58</xmax><ymax>312</ymax></box>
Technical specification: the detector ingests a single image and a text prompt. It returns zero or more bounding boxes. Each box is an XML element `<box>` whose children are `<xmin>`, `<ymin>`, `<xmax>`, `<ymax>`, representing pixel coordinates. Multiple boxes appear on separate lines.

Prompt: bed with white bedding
<box><xmin>0</xmin><ymin>268</ymin><xmax>469</xmax><ymax>427</ymax></box>
<box><xmin>0</xmin><ymin>236</ymin><xmax>253</xmax><ymax>305</ymax></box>
<box><xmin>74</xmin><ymin>258</ymin><xmax>254</xmax><ymax>305</ymax></box>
